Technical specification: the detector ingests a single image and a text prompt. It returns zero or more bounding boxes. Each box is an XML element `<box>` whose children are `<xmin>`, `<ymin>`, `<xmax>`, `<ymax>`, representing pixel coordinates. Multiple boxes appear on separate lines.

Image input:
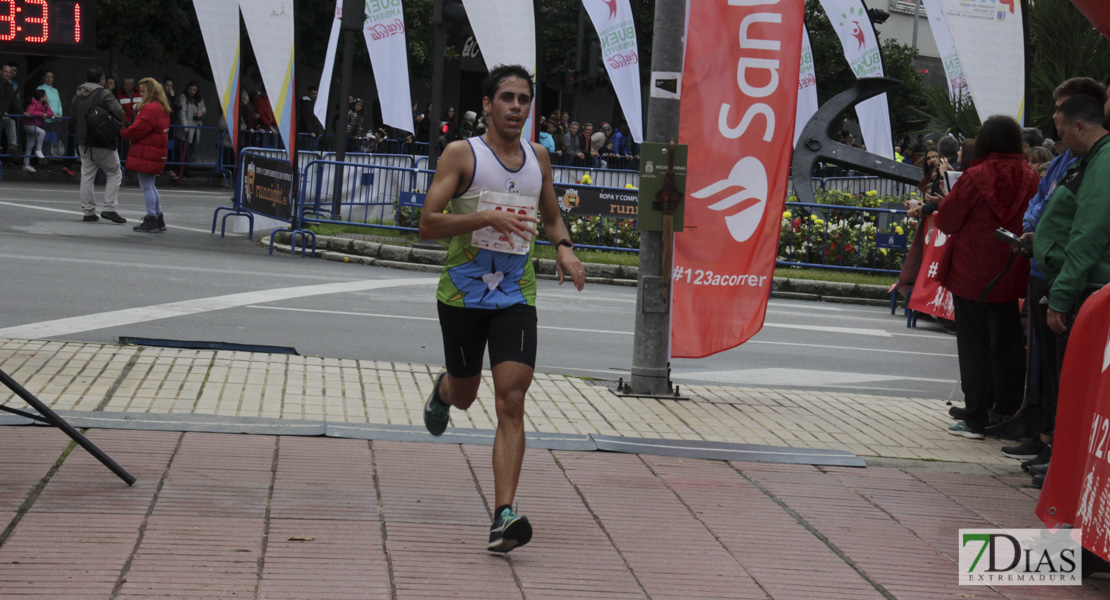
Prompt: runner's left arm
<box><xmin>534</xmin><ymin>142</ymin><xmax>585</xmax><ymax>291</ymax></box>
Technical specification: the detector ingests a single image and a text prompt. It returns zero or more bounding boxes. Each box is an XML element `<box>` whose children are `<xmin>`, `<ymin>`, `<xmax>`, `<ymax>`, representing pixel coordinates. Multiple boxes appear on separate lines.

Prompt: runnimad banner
<box><xmin>672</xmin><ymin>1</ymin><xmax>804</xmax><ymax>358</ymax></box>
<box><xmin>1037</xmin><ymin>285</ymin><xmax>1110</xmax><ymax>563</ymax></box>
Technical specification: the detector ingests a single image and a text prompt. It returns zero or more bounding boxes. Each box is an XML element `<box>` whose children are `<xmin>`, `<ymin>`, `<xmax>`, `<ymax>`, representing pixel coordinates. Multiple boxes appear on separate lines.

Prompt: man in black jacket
<box><xmin>298</xmin><ymin>86</ymin><xmax>324</xmax><ymax>150</ymax></box>
<box><xmin>70</xmin><ymin>67</ymin><xmax>127</xmax><ymax>223</ymax></box>
<box><xmin>0</xmin><ymin>64</ymin><xmax>20</xmax><ymax>156</ymax></box>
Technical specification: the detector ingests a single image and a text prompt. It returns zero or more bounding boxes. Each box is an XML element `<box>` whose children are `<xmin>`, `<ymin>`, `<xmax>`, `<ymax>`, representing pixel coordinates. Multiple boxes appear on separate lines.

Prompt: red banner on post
<box><xmin>1037</xmin><ymin>285</ymin><xmax>1110</xmax><ymax>561</ymax></box>
<box><xmin>907</xmin><ymin>215</ymin><xmax>955</xmax><ymax>321</ymax></box>
<box><xmin>671</xmin><ymin>1</ymin><xmax>804</xmax><ymax>358</ymax></box>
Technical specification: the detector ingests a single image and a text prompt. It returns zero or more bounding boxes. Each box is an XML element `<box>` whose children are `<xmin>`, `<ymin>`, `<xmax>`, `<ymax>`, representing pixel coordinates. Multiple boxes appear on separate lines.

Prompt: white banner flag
<box><xmin>192</xmin><ymin>0</ymin><xmax>240</xmax><ymax>153</ymax></box>
<box><xmin>582</xmin><ymin>0</ymin><xmax>643</xmax><ymax>143</ymax></box>
<box><xmin>315</xmin><ymin>1</ymin><xmax>342</xmax><ymax>131</ymax></box>
<box><xmin>241</xmin><ymin>0</ymin><xmax>296</xmax><ymax>155</ymax></box>
<box><xmin>460</xmin><ymin>0</ymin><xmax>536</xmax><ymax>140</ymax></box>
<box><xmin>795</xmin><ymin>25</ymin><xmax>818</xmax><ymax>149</ymax></box>
<box><xmin>362</xmin><ymin>0</ymin><xmax>414</xmax><ymax>134</ymax></box>
<box><xmin>936</xmin><ymin>0</ymin><xmax>1024</xmax><ymax>124</ymax></box>
<box><xmin>920</xmin><ymin>0</ymin><xmax>968</xmax><ymax>101</ymax></box>
<box><xmin>818</xmin><ymin>0</ymin><xmax>894</xmax><ymax>159</ymax></box>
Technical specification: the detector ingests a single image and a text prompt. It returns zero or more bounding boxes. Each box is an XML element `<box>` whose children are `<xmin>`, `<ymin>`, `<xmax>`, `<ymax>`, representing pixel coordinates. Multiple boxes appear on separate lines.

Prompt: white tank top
<box><xmin>457</xmin><ymin>136</ymin><xmax>543</xmax><ymax>202</ymax></box>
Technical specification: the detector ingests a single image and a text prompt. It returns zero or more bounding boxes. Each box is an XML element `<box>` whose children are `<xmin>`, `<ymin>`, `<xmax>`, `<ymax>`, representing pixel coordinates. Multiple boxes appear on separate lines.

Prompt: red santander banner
<box><xmin>1037</xmin><ymin>285</ymin><xmax>1110</xmax><ymax>561</ymax></box>
<box><xmin>906</xmin><ymin>215</ymin><xmax>955</xmax><ymax>321</ymax></box>
<box><xmin>672</xmin><ymin>1</ymin><xmax>804</xmax><ymax>358</ymax></box>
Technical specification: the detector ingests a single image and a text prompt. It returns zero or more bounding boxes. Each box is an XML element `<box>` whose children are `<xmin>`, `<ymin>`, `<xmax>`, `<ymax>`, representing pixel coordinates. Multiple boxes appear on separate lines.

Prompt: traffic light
<box><xmin>564</xmin><ymin>69</ymin><xmax>576</xmax><ymax>88</ymax></box>
<box><xmin>588</xmin><ymin>40</ymin><xmax>601</xmax><ymax>79</ymax></box>
<box><xmin>441</xmin><ymin>122</ymin><xmax>449</xmax><ymax>134</ymax></box>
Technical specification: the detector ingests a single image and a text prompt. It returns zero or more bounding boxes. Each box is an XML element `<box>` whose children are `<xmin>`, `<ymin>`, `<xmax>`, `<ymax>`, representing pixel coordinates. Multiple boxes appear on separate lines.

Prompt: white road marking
<box><xmin>743</xmin><ymin>339</ymin><xmax>957</xmax><ymax>357</ymax></box>
<box><xmin>671</xmin><ymin>367</ymin><xmax>954</xmax><ymax>387</ymax></box>
<box><xmin>762</xmin><ymin>322</ymin><xmax>890</xmax><ymax>337</ymax></box>
<box><xmin>0</xmin><ymin>186</ymin><xmax>230</xmax><ymax>197</ymax></box>
<box><xmin>0</xmin><ymin>278</ymin><xmax>436</xmax><ymax>339</ymax></box>
<box><xmin>0</xmin><ymin>200</ymin><xmax>214</xmax><ymax>234</ymax></box>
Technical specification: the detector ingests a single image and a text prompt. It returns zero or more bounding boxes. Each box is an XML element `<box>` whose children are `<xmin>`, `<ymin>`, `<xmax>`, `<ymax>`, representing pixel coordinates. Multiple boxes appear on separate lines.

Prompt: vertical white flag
<box><xmin>582</xmin><ymin>0</ymin><xmax>643</xmax><ymax>143</ymax></box>
<box><xmin>362</xmin><ymin>0</ymin><xmax>414</xmax><ymax>134</ymax></box>
<box><xmin>240</xmin><ymin>0</ymin><xmax>296</xmax><ymax>155</ymax></box>
<box><xmin>818</xmin><ymin>0</ymin><xmax>894</xmax><ymax>159</ymax></box>
<box><xmin>315</xmin><ymin>2</ymin><xmax>342</xmax><ymax>131</ymax></box>
<box><xmin>936</xmin><ymin>0</ymin><xmax>1024</xmax><ymax>124</ymax></box>
<box><xmin>795</xmin><ymin>25</ymin><xmax>818</xmax><ymax>148</ymax></box>
<box><xmin>460</xmin><ymin>0</ymin><xmax>536</xmax><ymax>140</ymax></box>
<box><xmin>920</xmin><ymin>0</ymin><xmax>968</xmax><ymax>101</ymax></box>
<box><xmin>193</xmin><ymin>0</ymin><xmax>240</xmax><ymax>153</ymax></box>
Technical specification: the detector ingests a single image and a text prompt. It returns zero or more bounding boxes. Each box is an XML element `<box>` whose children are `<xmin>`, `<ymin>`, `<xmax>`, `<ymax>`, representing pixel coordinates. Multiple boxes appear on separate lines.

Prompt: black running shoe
<box><xmin>1002</xmin><ymin>438</ymin><xmax>1046</xmax><ymax>461</ymax></box>
<box><xmin>949</xmin><ymin>406</ymin><xmax>966</xmax><ymax>420</ymax></box>
<box><xmin>82</xmin><ymin>214</ymin><xmax>99</xmax><ymax>222</ymax></box>
<box><xmin>100</xmin><ymin>211</ymin><xmax>127</xmax><ymax>224</ymax></box>
<box><xmin>487</xmin><ymin>506</ymin><xmax>532</xmax><ymax>553</ymax></box>
<box><xmin>1021</xmin><ymin>443</ymin><xmax>1052</xmax><ymax>472</ymax></box>
<box><xmin>423</xmin><ymin>371</ymin><xmax>450</xmax><ymax>436</ymax></box>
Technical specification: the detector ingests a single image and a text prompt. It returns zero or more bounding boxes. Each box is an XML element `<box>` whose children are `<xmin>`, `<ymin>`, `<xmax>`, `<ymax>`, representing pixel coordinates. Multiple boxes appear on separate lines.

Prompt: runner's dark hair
<box><xmin>482</xmin><ymin>65</ymin><xmax>534</xmax><ymax>101</ymax></box>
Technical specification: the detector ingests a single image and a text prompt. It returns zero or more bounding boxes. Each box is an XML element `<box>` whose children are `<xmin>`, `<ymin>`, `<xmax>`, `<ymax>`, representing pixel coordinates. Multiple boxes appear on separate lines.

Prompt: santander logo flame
<box><xmin>999</xmin><ymin>0</ymin><xmax>1016</xmax><ymax>13</ymax></box>
<box><xmin>691</xmin><ymin>157</ymin><xmax>768</xmax><ymax>243</ymax></box>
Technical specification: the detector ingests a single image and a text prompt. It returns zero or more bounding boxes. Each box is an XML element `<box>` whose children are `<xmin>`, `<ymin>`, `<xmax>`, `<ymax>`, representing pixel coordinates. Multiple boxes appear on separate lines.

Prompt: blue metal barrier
<box><xmin>297</xmin><ymin>160</ymin><xmax>416</xmax><ymax>234</ymax></box>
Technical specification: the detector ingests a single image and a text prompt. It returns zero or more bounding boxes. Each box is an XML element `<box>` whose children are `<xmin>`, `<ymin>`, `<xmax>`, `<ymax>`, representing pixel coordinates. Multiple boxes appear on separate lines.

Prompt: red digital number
<box><xmin>0</xmin><ymin>0</ymin><xmax>15</xmax><ymax>42</ymax></box>
<box><xmin>23</xmin><ymin>0</ymin><xmax>48</xmax><ymax>43</ymax></box>
<box><xmin>74</xmin><ymin>2</ymin><xmax>80</xmax><ymax>42</ymax></box>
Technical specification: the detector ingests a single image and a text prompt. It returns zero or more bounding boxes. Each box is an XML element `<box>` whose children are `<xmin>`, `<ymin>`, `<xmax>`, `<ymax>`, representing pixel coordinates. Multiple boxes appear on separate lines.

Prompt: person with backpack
<box><xmin>122</xmin><ymin>78</ymin><xmax>171</xmax><ymax>234</ymax></box>
<box><xmin>70</xmin><ymin>66</ymin><xmax>127</xmax><ymax>224</ymax></box>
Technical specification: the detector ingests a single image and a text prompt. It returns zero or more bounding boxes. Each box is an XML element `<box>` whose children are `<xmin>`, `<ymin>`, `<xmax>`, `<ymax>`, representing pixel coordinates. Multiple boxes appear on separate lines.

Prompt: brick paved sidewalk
<box><xmin>2</xmin><ymin>428</ymin><xmax>1107</xmax><ymax>599</ymax></box>
<box><xmin>1</xmin><ymin>339</ymin><xmax>1009</xmax><ymax>465</ymax></box>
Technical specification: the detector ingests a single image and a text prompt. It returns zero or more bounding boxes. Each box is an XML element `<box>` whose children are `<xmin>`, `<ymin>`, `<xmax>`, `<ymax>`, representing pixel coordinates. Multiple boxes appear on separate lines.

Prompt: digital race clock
<box><xmin>0</xmin><ymin>0</ymin><xmax>96</xmax><ymax>57</ymax></box>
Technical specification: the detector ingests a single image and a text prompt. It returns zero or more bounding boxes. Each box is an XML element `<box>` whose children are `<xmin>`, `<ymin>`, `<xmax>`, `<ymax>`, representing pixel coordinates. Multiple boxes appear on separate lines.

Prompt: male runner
<box><xmin>418</xmin><ymin>65</ymin><xmax>586</xmax><ymax>552</ymax></box>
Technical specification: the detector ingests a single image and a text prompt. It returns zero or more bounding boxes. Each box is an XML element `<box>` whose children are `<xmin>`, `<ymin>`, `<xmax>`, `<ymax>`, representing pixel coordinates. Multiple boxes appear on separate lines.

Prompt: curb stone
<box><xmin>267</xmin><ymin>232</ymin><xmax>894</xmax><ymax>303</ymax></box>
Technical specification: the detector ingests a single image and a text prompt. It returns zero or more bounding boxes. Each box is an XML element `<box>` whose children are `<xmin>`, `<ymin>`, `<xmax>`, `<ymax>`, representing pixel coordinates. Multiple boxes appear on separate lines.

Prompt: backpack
<box><xmin>85</xmin><ymin>89</ymin><xmax>122</xmax><ymax>148</ymax></box>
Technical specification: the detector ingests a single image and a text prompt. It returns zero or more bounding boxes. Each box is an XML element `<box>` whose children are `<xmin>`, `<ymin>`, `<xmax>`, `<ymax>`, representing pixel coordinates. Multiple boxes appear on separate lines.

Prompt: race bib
<box><xmin>470</xmin><ymin>190</ymin><xmax>538</xmax><ymax>255</ymax></box>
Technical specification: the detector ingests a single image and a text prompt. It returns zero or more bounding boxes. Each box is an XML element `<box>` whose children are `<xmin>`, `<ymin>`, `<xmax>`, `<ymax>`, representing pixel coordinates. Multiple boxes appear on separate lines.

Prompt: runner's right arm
<box><xmin>418</xmin><ymin>140</ymin><xmax>539</xmax><ymax>243</ymax></box>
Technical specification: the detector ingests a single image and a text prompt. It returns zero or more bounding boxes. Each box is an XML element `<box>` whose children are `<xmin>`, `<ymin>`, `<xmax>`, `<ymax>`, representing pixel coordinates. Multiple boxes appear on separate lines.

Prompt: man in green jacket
<box><xmin>1033</xmin><ymin>93</ymin><xmax>1110</xmax><ymax>336</ymax></box>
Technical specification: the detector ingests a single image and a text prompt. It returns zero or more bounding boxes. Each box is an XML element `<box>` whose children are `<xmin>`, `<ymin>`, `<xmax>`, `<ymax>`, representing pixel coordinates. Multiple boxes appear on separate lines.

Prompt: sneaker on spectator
<box><xmin>22</xmin><ymin>165</ymin><xmax>35</xmax><ymax>173</ymax></box>
<box><xmin>1028</xmin><ymin>461</ymin><xmax>1050</xmax><ymax>476</ymax></box>
<box><xmin>62</xmin><ymin>167</ymin><xmax>75</xmax><ymax>176</ymax></box>
<box><xmin>1032</xmin><ymin>472</ymin><xmax>1045</xmax><ymax>489</ymax></box>
<box><xmin>1001</xmin><ymin>437</ymin><xmax>1046</xmax><ymax>460</ymax></box>
<box><xmin>100</xmin><ymin>211</ymin><xmax>127</xmax><ymax>224</ymax></box>
<box><xmin>487</xmin><ymin>506</ymin><xmax>532</xmax><ymax>553</ymax></box>
<box><xmin>34</xmin><ymin>150</ymin><xmax>44</xmax><ymax>159</ymax></box>
<box><xmin>1021</xmin><ymin>444</ymin><xmax>1052</xmax><ymax>472</ymax></box>
<box><xmin>82</xmin><ymin>214</ymin><xmax>99</xmax><ymax>222</ymax></box>
<box><xmin>167</xmin><ymin>171</ymin><xmax>179</xmax><ymax>181</ymax></box>
<box><xmin>948</xmin><ymin>406</ymin><xmax>966</xmax><ymax>421</ymax></box>
<box><xmin>948</xmin><ymin>421</ymin><xmax>985</xmax><ymax>440</ymax></box>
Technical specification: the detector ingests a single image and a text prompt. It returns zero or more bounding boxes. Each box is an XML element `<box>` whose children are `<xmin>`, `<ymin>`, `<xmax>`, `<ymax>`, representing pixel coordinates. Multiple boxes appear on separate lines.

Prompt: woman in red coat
<box><xmin>122</xmin><ymin>77</ymin><xmax>172</xmax><ymax>233</ymax></box>
<box><xmin>929</xmin><ymin>115</ymin><xmax>1040</xmax><ymax>439</ymax></box>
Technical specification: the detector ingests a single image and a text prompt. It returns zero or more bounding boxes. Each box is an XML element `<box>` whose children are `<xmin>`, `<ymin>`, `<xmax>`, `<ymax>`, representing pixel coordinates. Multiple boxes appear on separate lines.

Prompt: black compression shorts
<box><xmin>436</xmin><ymin>302</ymin><xmax>538</xmax><ymax>378</ymax></box>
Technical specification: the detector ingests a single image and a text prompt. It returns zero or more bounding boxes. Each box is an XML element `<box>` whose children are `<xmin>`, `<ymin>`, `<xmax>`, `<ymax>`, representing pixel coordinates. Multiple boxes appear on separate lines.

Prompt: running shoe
<box><xmin>1001</xmin><ymin>438</ymin><xmax>1046</xmax><ymax>461</ymax></box>
<box><xmin>948</xmin><ymin>421</ymin><xmax>985</xmax><ymax>440</ymax></box>
<box><xmin>423</xmin><ymin>371</ymin><xmax>450</xmax><ymax>436</ymax></box>
<box><xmin>487</xmin><ymin>506</ymin><xmax>532</xmax><ymax>553</ymax></box>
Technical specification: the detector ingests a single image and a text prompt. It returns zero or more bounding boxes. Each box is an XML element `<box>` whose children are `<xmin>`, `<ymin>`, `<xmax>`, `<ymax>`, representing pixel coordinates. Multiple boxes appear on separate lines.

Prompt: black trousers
<box><xmin>952</xmin><ymin>295</ymin><xmax>1026</xmax><ymax>431</ymax></box>
<box><xmin>1028</xmin><ymin>276</ymin><xmax>1060</xmax><ymax>436</ymax></box>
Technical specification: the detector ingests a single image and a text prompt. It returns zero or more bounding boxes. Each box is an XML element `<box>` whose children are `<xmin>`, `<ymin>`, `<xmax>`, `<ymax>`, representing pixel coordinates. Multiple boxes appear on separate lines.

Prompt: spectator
<box><xmin>21</xmin><ymin>88</ymin><xmax>52</xmax><ymax>173</ymax></box>
<box><xmin>549</xmin><ymin>121</ymin><xmax>565</xmax><ymax>162</ymax></box>
<box><xmin>0</xmin><ymin>63</ymin><xmax>20</xmax><ymax>156</ymax></box>
<box><xmin>415</xmin><ymin>101</ymin><xmax>431</xmax><ymax>141</ymax></box>
<box><xmin>932</xmin><ymin>115</ymin><xmax>1038</xmax><ymax>440</ymax></box>
<box><xmin>459</xmin><ymin>110</ymin><xmax>478</xmax><ymax>139</ymax></box>
<box><xmin>442</xmin><ymin>106</ymin><xmax>459</xmax><ymax>142</ymax></box>
<box><xmin>538</xmin><ymin>121</ymin><xmax>555</xmax><ymax>154</ymax></box>
<box><xmin>238</xmin><ymin>89</ymin><xmax>259</xmax><ymax>149</ymax></box>
<box><xmin>252</xmin><ymin>89</ymin><xmax>279</xmax><ymax>145</ymax></box>
<box><xmin>957</xmin><ymin>137</ymin><xmax>976</xmax><ymax>170</ymax></box>
<box><xmin>178</xmin><ymin>82</ymin><xmax>206</xmax><ymax>163</ymax></box>
<box><xmin>36</xmin><ymin>70</ymin><xmax>64</xmax><ymax>157</ymax></box>
<box><xmin>1022</xmin><ymin>126</ymin><xmax>1045</xmax><ymax>151</ymax></box>
<box><xmin>122</xmin><ymin>77</ymin><xmax>172</xmax><ymax>234</ymax></box>
<box><xmin>116</xmin><ymin>77</ymin><xmax>141</xmax><ymax>124</ymax></box>
<box><xmin>937</xmin><ymin>135</ymin><xmax>960</xmax><ymax>169</ymax></box>
<box><xmin>565</xmin><ymin>121</ymin><xmax>584</xmax><ymax>166</ymax></box>
<box><xmin>71</xmin><ymin>66</ymin><xmax>127</xmax><ymax>224</ymax></box>
<box><xmin>591</xmin><ymin>123</ymin><xmax>610</xmax><ymax>168</ymax></box>
<box><xmin>346</xmin><ymin>98</ymin><xmax>365</xmax><ymax>151</ymax></box>
<box><xmin>7</xmin><ymin>61</ymin><xmax>19</xmax><ymax>102</ymax></box>
<box><xmin>162</xmin><ymin>77</ymin><xmax>181</xmax><ymax>178</ymax></box>
<box><xmin>298</xmin><ymin>85</ymin><xmax>324</xmax><ymax>145</ymax></box>
<box><xmin>105</xmin><ymin>77</ymin><xmax>116</xmax><ymax>94</ymax></box>
<box><xmin>1028</xmin><ymin>93</ymin><xmax>1110</xmax><ymax>470</ymax></box>
<box><xmin>1026</xmin><ymin>145</ymin><xmax>1053</xmax><ymax>176</ymax></box>
<box><xmin>1006</xmin><ymin>77</ymin><xmax>1107</xmax><ymax>474</ymax></box>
